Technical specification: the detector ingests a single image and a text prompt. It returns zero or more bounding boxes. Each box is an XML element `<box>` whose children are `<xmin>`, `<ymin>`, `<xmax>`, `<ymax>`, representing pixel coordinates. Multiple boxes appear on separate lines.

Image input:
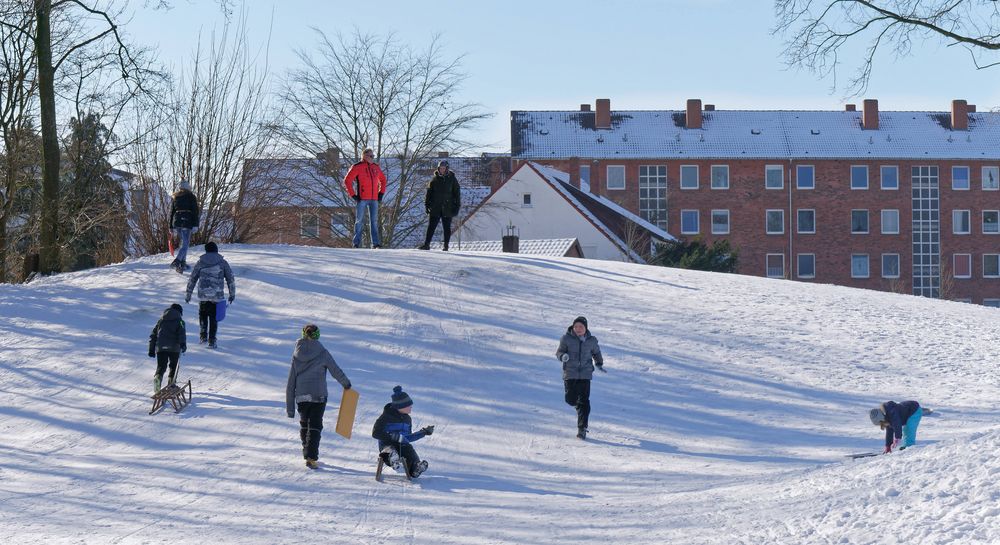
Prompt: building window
<box><xmin>851</xmin><ymin>209</ymin><xmax>869</xmax><ymax>234</ymax></box>
<box><xmin>606</xmin><ymin>165</ymin><xmax>625</xmax><ymax>190</ymax></box>
<box><xmin>300</xmin><ymin>213</ymin><xmax>319</xmax><ymax>238</ymax></box>
<box><xmin>766</xmin><ymin>254</ymin><xmax>785</xmax><ymax>278</ymax></box>
<box><xmin>797</xmin><ymin>254</ymin><xmax>815</xmax><ymax>279</ymax></box>
<box><xmin>639</xmin><ymin>165</ymin><xmax>667</xmax><ymax>229</ymax></box>
<box><xmin>983</xmin><ymin>166</ymin><xmax>999</xmax><ymax>190</ymax></box>
<box><xmin>766</xmin><ymin>209</ymin><xmax>784</xmax><ymax>234</ymax></box>
<box><xmin>680</xmin><ymin>165</ymin><xmax>699</xmax><ymax>189</ymax></box>
<box><xmin>953</xmin><ymin>253</ymin><xmax>972</xmax><ymax>279</ymax></box>
<box><xmin>983</xmin><ymin>210</ymin><xmax>999</xmax><ymax>234</ymax></box>
<box><xmin>711</xmin><ymin>165</ymin><xmax>729</xmax><ymax>189</ymax></box>
<box><xmin>881</xmin><ymin>209</ymin><xmax>900</xmax><ymax>234</ymax></box>
<box><xmin>952</xmin><ymin>166</ymin><xmax>970</xmax><ymax>190</ymax></box>
<box><xmin>711</xmin><ymin>209</ymin><xmax>730</xmax><ymax>234</ymax></box>
<box><xmin>953</xmin><ymin>210</ymin><xmax>971</xmax><ymax>234</ymax></box>
<box><xmin>882</xmin><ymin>254</ymin><xmax>900</xmax><ymax>278</ymax></box>
<box><xmin>985</xmin><ymin>254</ymin><xmax>1000</xmax><ymax>278</ymax></box>
<box><xmin>331</xmin><ymin>211</ymin><xmax>351</xmax><ymax>237</ymax></box>
<box><xmin>796</xmin><ymin>165</ymin><xmax>815</xmax><ymax>189</ymax></box>
<box><xmin>851</xmin><ymin>165</ymin><xmax>869</xmax><ymax>189</ymax></box>
<box><xmin>681</xmin><ymin>210</ymin><xmax>699</xmax><ymax>234</ymax></box>
<box><xmin>881</xmin><ymin>165</ymin><xmax>899</xmax><ymax>190</ymax></box>
<box><xmin>579</xmin><ymin>165</ymin><xmax>591</xmax><ymax>190</ymax></box>
<box><xmin>522</xmin><ymin>193</ymin><xmax>532</xmax><ymax>207</ymax></box>
<box><xmin>984</xmin><ymin>299</ymin><xmax>1000</xmax><ymax>308</ymax></box>
<box><xmin>797</xmin><ymin>209</ymin><xmax>815</xmax><ymax>234</ymax></box>
<box><xmin>765</xmin><ymin>165</ymin><xmax>783</xmax><ymax>189</ymax></box>
<box><xmin>851</xmin><ymin>254</ymin><xmax>870</xmax><ymax>278</ymax></box>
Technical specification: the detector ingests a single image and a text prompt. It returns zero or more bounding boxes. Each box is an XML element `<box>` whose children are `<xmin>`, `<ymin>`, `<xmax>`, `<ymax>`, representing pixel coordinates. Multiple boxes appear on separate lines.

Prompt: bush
<box><xmin>651</xmin><ymin>237</ymin><xmax>738</xmax><ymax>273</ymax></box>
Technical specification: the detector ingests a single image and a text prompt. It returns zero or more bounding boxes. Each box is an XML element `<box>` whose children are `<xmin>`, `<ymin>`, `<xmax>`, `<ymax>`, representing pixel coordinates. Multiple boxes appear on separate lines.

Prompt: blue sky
<box><xmin>126</xmin><ymin>0</ymin><xmax>1000</xmax><ymax>152</ymax></box>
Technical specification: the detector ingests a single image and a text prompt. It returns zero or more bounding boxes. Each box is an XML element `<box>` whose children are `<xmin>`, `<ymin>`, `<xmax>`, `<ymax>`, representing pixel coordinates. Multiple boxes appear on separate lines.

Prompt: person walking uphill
<box><xmin>147</xmin><ymin>303</ymin><xmax>187</xmax><ymax>393</ymax></box>
<box><xmin>185</xmin><ymin>242</ymin><xmax>235</xmax><ymax>349</ymax></box>
<box><xmin>870</xmin><ymin>400</ymin><xmax>923</xmax><ymax>453</ymax></box>
<box><xmin>169</xmin><ymin>180</ymin><xmax>199</xmax><ymax>273</ymax></box>
<box><xmin>286</xmin><ymin>324</ymin><xmax>352</xmax><ymax>469</ymax></box>
<box><xmin>418</xmin><ymin>160</ymin><xmax>461</xmax><ymax>251</ymax></box>
<box><xmin>555</xmin><ymin>316</ymin><xmax>605</xmax><ymax>440</ymax></box>
<box><xmin>343</xmin><ymin>148</ymin><xmax>387</xmax><ymax>249</ymax></box>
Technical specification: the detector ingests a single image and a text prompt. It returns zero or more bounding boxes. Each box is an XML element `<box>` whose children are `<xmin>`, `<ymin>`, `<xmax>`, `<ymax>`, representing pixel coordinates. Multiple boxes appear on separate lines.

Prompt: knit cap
<box><xmin>869</xmin><ymin>406</ymin><xmax>886</xmax><ymax>426</ymax></box>
<box><xmin>302</xmin><ymin>324</ymin><xmax>320</xmax><ymax>340</ymax></box>
<box><xmin>572</xmin><ymin>316</ymin><xmax>588</xmax><ymax>329</ymax></box>
<box><xmin>205</xmin><ymin>242</ymin><xmax>218</xmax><ymax>253</ymax></box>
<box><xmin>391</xmin><ymin>385</ymin><xmax>413</xmax><ymax>409</ymax></box>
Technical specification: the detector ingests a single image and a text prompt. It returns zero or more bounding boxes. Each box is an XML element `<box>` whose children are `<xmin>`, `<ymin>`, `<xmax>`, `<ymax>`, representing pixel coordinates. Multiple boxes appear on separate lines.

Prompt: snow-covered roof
<box><xmin>430</xmin><ymin>237</ymin><xmax>583</xmax><ymax>257</ymax></box>
<box><xmin>512</xmin><ymin>109</ymin><xmax>1000</xmax><ymax>160</ymax></box>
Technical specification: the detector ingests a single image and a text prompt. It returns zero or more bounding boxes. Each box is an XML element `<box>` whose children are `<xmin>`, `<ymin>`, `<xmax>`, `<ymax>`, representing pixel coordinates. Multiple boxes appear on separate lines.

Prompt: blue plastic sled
<box><xmin>216</xmin><ymin>300</ymin><xmax>227</xmax><ymax>322</ymax></box>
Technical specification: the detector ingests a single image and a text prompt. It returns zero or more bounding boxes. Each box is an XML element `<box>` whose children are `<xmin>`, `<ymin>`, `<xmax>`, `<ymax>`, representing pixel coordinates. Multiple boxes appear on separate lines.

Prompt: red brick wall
<box><xmin>246</xmin><ymin>206</ymin><xmax>353</xmax><ymax>247</ymax></box>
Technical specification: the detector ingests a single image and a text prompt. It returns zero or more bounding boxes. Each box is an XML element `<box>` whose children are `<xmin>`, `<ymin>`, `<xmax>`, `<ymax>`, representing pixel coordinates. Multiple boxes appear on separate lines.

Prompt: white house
<box><xmin>455</xmin><ymin>162</ymin><xmax>674</xmax><ymax>262</ymax></box>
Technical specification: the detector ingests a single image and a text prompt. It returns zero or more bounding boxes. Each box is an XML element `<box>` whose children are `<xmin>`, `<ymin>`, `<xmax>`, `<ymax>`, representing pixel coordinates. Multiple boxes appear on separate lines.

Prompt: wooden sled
<box><xmin>375</xmin><ymin>453</ymin><xmax>410</xmax><ymax>482</ymax></box>
<box><xmin>149</xmin><ymin>380</ymin><xmax>193</xmax><ymax>415</ymax></box>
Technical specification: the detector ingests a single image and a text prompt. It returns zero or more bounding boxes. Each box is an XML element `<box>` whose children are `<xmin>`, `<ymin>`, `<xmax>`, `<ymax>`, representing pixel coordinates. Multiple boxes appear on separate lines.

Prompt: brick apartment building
<box><xmin>512</xmin><ymin>98</ymin><xmax>1000</xmax><ymax>304</ymax></box>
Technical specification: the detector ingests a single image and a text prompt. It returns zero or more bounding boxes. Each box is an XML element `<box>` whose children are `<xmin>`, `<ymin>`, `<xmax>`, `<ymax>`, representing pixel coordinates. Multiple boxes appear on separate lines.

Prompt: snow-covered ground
<box><xmin>1</xmin><ymin>245</ymin><xmax>998</xmax><ymax>544</ymax></box>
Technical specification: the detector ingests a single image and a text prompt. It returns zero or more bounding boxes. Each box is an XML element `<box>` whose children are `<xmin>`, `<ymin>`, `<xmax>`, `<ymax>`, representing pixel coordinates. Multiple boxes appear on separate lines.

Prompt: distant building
<box><xmin>432</xmin><ymin>237</ymin><xmax>584</xmax><ymax>258</ymax></box>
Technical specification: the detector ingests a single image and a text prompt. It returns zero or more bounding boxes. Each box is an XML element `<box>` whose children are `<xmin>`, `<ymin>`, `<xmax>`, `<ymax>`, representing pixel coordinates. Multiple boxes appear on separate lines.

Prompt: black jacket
<box><xmin>882</xmin><ymin>400</ymin><xmax>921</xmax><ymax>446</ymax></box>
<box><xmin>424</xmin><ymin>171</ymin><xmax>461</xmax><ymax>218</ymax></box>
<box><xmin>372</xmin><ymin>403</ymin><xmax>427</xmax><ymax>445</ymax></box>
<box><xmin>170</xmin><ymin>190</ymin><xmax>200</xmax><ymax>229</ymax></box>
<box><xmin>149</xmin><ymin>307</ymin><xmax>187</xmax><ymax>355</ymax></box>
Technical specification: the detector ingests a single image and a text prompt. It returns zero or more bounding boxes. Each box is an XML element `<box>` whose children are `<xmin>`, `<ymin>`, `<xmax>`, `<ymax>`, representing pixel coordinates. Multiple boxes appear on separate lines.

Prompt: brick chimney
<box><xmin>686</xmin><ymin>98</ymin><xmax>703</xmax><ymax>129</ymax></box>
<box><xmin>951</xmin><ymin>99</ymin><xmax>968</xmax><ymax>130</ymax></box>
<box><xmin>845</xmin><ymin>104</ymin><xmax>856</xmax><ymax>112</ymax></box>
<box><xmin>595</xmin><ymin>98</ymin><xmax>611</xmax><ymax>129</ymax></box>
<box><xmin>437</xmin><ymin>151</ymin><xmax>450</xmax><ymax>158</ymax></box>
<box><xmin>862</xmin><ymin>99</ymin><xmax>879</xmax><ymax>130</ymax></box>
<box><xmin>704</xmin><ymin>104</ymin><xmax>715</xmax><ymax>111</ymax></box>
<box><xmin>316</xmin><ymin>146</ymin><xmax>341</xmax><ymax>175</ymax></box>
<box><xmin>580</xmin><ymin>104</ymin><xmax>591</xmax><ymax>112</ymax></box>
<box><xmin>968</xmin><ymin>104</ymin><xmax>977</xmax><ymax>113</ymax></box>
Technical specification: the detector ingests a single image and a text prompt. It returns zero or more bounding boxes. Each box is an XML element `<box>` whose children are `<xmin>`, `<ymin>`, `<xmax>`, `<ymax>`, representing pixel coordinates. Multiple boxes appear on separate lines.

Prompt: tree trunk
<box><xmin>34</xmin><ymin>0</ymin><xmax>60</xmax><ymax>274</ymax></box>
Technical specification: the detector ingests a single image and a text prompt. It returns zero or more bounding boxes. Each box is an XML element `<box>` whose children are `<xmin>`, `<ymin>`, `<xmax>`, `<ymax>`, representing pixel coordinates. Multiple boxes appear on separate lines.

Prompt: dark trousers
<box><xmin>155</xmin><ymin>351</ymin><xmax>180</xmax><ymax>382</ymax></box>
<box><xmin>199</xmin><ymin>301</ymin><xmax>218</xmax><ymax>341</ymax></box>
<box><xmin>298</xmin><ymin>401</ymin><xmax>327</xmax><ymax>460</ymax></box>
<box><xmin>423</xmin><ymin>215</ymin><xmax>453</xmax><ymax>248</ymax></box>
<box><xmin>379</xmin><ymin>440</ymin><xmax>420</xmax><ymax>475</ymax></box>
<box><xmin>564</xmin><ymin>379</ymin><xmax>591</xmax><ymax>430</ymax></box>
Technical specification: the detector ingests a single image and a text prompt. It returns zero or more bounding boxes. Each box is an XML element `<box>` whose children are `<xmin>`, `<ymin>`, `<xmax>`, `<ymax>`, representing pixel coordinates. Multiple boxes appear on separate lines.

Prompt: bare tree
<box><xmin>277</xmin><ymin>30</ymin><xmax>491</xmax><ymax>247</ymax></box>
<box><xmin>774</xmin><ymin>0</ymin><xmax>1000</xmax><ymax>95</ymax></box>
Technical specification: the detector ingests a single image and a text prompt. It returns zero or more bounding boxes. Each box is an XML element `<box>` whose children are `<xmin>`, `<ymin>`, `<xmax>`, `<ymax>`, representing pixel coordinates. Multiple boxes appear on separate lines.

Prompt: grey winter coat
<box><xmin>285</xmin><ymin>338</ymin><xmax>352</xmax><ymax>418</ymax></box>
<box><xmin>186</xmin><ymin>252</ymin><xmax>235</xmax><ymax>302</ymax></box>
<box><xmin>148</xmin><ymin>307</ymin><xmax>187</xmax><ymax>354</ymax></box>
<box><xmin>556</xmin><ymin>327</ymin><xmax>604</xmax><ymax>380</ymax></box>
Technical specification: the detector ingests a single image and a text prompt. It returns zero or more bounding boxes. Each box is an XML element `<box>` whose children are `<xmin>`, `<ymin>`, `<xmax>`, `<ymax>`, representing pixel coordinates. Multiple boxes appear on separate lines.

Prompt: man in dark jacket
<box><xmin>555</xmin><ymin>316</ymin><xmax>605</xmax><ymax>440</ymax></box>
<box><xmin>372</xmin><ymin>386</ymin><xmax>434</xmax><ymax>478</ymax></box>
<box><xmin>418</xmin><ymin>160</ymin><xmax>461</xmax><ymax>251</ymax></box>
<box><xmin>169</xmin><ymin>180</ymin><xmax>200</xmax><ymax>272</ymax></box>
<box><xmin>870</xmin><ymin>400</ymin><xmax>923</xmax><ymax>453</ymax></box>
<box><xmin>185</xmin><ymin>242</ymin><xmax>235</xmax><ymax>349</ymax></box>
<box><xmin>148</xmin><ymin>303</ymin><xmax>187</xmax><ymax>393</ymax></box>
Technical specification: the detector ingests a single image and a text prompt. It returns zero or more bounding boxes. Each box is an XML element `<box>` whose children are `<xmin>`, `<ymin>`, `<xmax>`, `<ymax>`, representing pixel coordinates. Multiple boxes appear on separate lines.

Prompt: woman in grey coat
<box><xmin>285</xmin><ymin>324</ymin><xmax>351</xmax><ymax>469</ymax></box>
<box><xmin>555</xmin><ymin>316</ymin><xmax>605</xmax><ymax>440</ymax></box>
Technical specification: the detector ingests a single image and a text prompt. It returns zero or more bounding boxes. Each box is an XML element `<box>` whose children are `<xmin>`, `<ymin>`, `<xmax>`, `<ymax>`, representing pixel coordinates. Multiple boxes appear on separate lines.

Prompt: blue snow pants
<box><xmin>901</xmin><ymin>409</ymin><xmax>922</xmax><ymax>448</ymax></box>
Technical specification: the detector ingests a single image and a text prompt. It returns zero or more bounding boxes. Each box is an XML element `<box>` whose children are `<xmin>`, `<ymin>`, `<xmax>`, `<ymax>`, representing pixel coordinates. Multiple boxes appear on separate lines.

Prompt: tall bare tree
<box><xmin>775</xmin><ymin>0</ymin><xmax>1000</xmax><ymax>95</ymax></box>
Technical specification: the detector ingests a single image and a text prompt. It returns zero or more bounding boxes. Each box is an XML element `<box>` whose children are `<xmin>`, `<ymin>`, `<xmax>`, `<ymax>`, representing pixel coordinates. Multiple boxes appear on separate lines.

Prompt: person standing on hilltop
<box><xmin>418</xmin><ymin>160</ymin><xmax>461</xmax><ymax>251</ymax></box>
<box><xmin>169</xmin><ymin>180</ymin><xmax>199</xmax><ymax>272</ymax></box>
<box><xmin>342</xmin><ymin>148</ymin><xmax>387</xmax><ymax>249</ymax></box>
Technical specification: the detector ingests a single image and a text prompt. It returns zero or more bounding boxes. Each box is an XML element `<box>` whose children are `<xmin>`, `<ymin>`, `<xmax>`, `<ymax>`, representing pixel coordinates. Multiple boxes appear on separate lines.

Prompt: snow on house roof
<box><xmin>429</xmin><ymin>237</ymin><xmax>582</xmax><ymax>257</ymax></box>
<box><xmin>511</xmin><ymin>109</ymin><xmax>1000</xmax><ymax>160</ymax></box>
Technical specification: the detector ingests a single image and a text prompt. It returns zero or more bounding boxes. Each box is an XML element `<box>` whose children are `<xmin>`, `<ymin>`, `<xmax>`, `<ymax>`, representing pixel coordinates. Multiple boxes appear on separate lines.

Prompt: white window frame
<box><xmin>300</xmin><ymin>212</ymin><xmax>319</xmax><ymax>238</ymax></box>
<box><xmin>984</xmin><ymin>254</ymin><xmax>1000</xmax><ymax>278</ymax></box>
<box><xmin>680</xmin><ymin>165</ymin><xmax>699</xmax><ymax>190</ymax></box>
<box><xmin>711</xmin><ymin>209</ymin><xmax>730</xmax><ymax>235</ymax></box>
<box><xmin>851</xmin><ymin>209</ymin><xmax>870</xmax><ymax>234</ymax></box>
<box><xmin>851</xmin><ymin>254</ymin><xmax>870</xmax><ymax>279</ymax></box>
<box><xmin>953</xmin><ymin>209</ymin><xmax>971</xmax><ymax>234</ymax></box>
<box><xmin>797</xmin><ymin>253</ymin><xmax>816</xmax><ymax>279</ymax></box>
<box><xmin>711</xmin><ymin>165</ymin><xmax>729</xmax><ymax>190</ymax></box>
<box><xmin>680</xmin><ymin>209</ymin><xmax>700</xmax><ymax>235</ymax></box>
<box><xmin>983</xmin><ymin>166</ymin><xmax>999</xmax><ymax>191</ymax></box>
<box><xmin>797</xmin><ymin>209</ymin><xmax>816</xmax><ymax>234</ymax></box>
<box><xmin>850</xmin><ymin>165</ymin><xmax>869</xmax><ymax>190</ymax></box>
<box><xmin>796</xmin><ymin>165</ymin><xmax>815</xmax><ymax>190</ymax></box>
<box><xmin>880</xmin><ymin>165</ymin><xmax>899</xmax><ymax>190</ymax></box>
<box><xmin>766</xmin><ymin>253</ymin><xmax>785</xmax><ymax>279</ymax></box>
<box><xmin>606</xmin><ymin>165</ymin><xmax>626</xmax><ymax>190</ymax></box>
<box><xmin>881</xmin><ymin>209</ymin><xmax>900</xmax><ymax>234</ymax></box>
<box><xmin>579</xmin><ymin>165</ymin><xmax>591</xmax><ymax>189</ymax></box>
<box><xmin>953</xmin><ymin>253</ymin><xmax>972</xmax><ymax>279</ymax></box>
<box><xmin>952</xmin><ymin>166</ymin><xmax>970</xmax><ymax>190</ymax></box>
<box><xmin>766</xmin><ymin>209</ymin><xmax>785</xmax><ymax>235</ymax></box>
<box><xmin>881</xmin><ymin>253</ymin><xmax>900</xmax><ymax>279</ymax></box>
<box><xmin>765</xmin><ymin>165</ymin><xmax>783</xmax><ymax>190</ymax></box>
<box><xmin>983</xmin><ymin>210</ymin><xmax>1000</xmax><ymax>234</ymax></box>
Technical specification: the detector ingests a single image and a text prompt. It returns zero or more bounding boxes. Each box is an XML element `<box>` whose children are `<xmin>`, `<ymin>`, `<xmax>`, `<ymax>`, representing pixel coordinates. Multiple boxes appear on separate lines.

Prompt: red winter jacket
<box><xmin>343</xmin><ymin>160</ymin><xmax>387</xmax><ymax>201</ymax></box>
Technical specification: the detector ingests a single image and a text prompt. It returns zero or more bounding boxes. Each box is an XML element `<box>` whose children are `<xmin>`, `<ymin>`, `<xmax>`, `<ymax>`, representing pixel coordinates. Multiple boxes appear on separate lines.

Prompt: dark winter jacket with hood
<box><xmin>424</xmin><ymin>171</ymin><xmax>461</xmax><ymax>218</ymax></box>
<box><xmin>556</xmin><ymin>327</ymin><xmax>604</xmax><ymax>380</ymax></box>
<box><xmin>882</xmin><ymin>400</ymin><xmax>921</xmax><ymax>447</ymax></box>
<box><xmin>372</xmin><ymin>403</ymin><xmax>428</xmax><ymax>446</ymax></box>
<box><xmin>148</xmin><ymin>306</ymin><xmax>187</xmax><ymax>355</ymax></box>
<box><xmin>170</xmin><ymin>190</ymin><xmax>200</xmax><ymax>229</ymax></box>
<box><xmin>186</xmin><ymin>251</ymin><xmax>235</xmax><ymax>302</ymax></box>
<box><xmin>285</xmin><ymin>338</ymin><xmax>351</xmax><ymax>417</ymax></box>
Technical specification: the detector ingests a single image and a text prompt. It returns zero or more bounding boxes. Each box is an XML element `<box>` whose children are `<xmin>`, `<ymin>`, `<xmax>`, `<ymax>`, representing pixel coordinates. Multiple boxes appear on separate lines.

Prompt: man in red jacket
<box><xmin>342</xmin><ymin>148</ymin><xmax>387</xmax><ymax>248</ymax></box>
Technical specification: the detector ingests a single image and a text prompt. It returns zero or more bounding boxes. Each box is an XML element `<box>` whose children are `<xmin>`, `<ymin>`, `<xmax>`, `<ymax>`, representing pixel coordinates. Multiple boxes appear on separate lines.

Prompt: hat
<box><xmin>178</xmin><ymin>180</ymin><xmax>191</xmax><ymax>191</ymax></box>
<box><xmin>437</xmin><ymin>160</ymin><xmax>449</xmax><ymax>169</ymax></box>
<box><xmin>205</xmin><ymin>241</ymin><xmax>218</xmax><ymax>253</ymax></box>
<box><xmin>869</xmin><ymin>406</ymin><xmax>886</xmax><ymax>426</ymax></box>
<box><xmin>302</xmin><ymin>324</ymin><xmax>320</xmax><ymax>340</ymax></box>
<box><xmin>170</xmin><ymin>303</ymin><xmax>183</xmax><ymax>314</ymax></box>
<box><xmin>391</xmin><ymin>385</ymin><xmax>413</xmax><ymax>409</ymax></box>
<box><xmin>572</xmin><ymin>316</ymin><xmax>588</xmax><ymax>329</ymax></box>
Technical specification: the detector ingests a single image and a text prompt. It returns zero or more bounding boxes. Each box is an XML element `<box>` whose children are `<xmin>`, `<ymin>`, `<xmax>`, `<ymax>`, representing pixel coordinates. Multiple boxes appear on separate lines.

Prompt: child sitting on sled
<box><xmin>372</xmin><ymin>386</ymin><xmax>434</xmax><ymax>478</ymax></box>
<box><xmin>869</xmin><ymin>400</ymin><xmax>922</xmax><ymax>453</ymax></box>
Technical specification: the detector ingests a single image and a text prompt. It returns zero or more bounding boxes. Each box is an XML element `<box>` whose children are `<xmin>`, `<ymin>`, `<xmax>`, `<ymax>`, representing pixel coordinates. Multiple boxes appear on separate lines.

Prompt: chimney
<box><xmin>952</xmin><ymin>99</ymin><xmax>968</xmax><ymax>130</ymax></box>
<box><xmin>502</xmin><ymin>224</ymin><xmax>520</xmax><ymax>253</ymax></box>
<box><xmin>686</xmin><ymin>99</ymin><xmax>702</xmax><ymax>129</ymax></box>
<box><xmin>316</xmin><ymin>146</ymin><xmax>341</xmax><ymax>175</ymax></box>
<box><xmin>595</xmin><ymin>98</ymin><xmax>611</xmax><ymax>129</ymax></box>
<box><xmin>845</xmin><ymin>104</ymin><xmax>857</xmax><ymax>112</ymax></box>
<box><xmin>862</xmin><ymin>99</ymin><xmax>879</xmax><ymax>130</ymax></box>
<box><xmin>580</xmin><ymin>104</ymin><xmax>591</xmax><ymax>112</ymax></box>
<box><xmin>968</xmin><ymin>104</ymin><xmax>977</xmax><ymax>113</ymax></box>
<box><xmin>437</xmin><ymin>151</ymin><xmax>450</xmax><ymax>158</ymax></box>
<box><xmin>704</xmin><ymin>104</ymin><xmax>715</xmax><ymax>111</ymax></box>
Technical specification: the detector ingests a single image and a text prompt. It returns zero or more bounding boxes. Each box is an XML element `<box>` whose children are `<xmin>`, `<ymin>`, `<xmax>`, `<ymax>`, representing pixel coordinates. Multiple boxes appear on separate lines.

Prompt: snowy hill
<box><xmin>1</xmin><ymin>245</ymin><xmax>999</xmax><ymax>544</ymax></box>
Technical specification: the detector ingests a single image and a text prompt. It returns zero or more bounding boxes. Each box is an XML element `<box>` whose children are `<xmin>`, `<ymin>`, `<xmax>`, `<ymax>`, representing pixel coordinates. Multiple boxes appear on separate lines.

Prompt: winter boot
<box><xmin>418</xmin><ymin>243</ymin><xmax>430</xmax><ymax>250</ymax></box>
<box><xmin>153</xmin><ymin>374</ymin><xmax>162</xmax><ymax>394</ymax></box>
<box><xmin>167</xmin><ymin>374</ymin><xmax>176</xmax><ymax>387</ymax></box>
<box><xmin>305</xmin><ymin>458</ymin><xmax>318</xmax><ymax>469</ymax></box>
<box><xmin>410</xmin><ymin>460</ymin><xmax>429</xmax><ymax>478</ymax></box>
<box><xmin>208</xmin><ymin>339</ymin><xmax>217</xmax><ymax>349</ymax></box>
<box><xmin>380</xmin><ymin>446</ymin><xmax>402</xmax><ymax>471</ymax></box>
<box><xmin>576</xmin><ymin>427</ymin><xmax>587</xmax><ymax>440</ymax></box>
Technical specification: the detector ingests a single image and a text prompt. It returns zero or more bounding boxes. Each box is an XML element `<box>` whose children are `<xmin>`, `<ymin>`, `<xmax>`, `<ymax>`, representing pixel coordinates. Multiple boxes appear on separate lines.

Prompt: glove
<box><xmin>421</xmin><ymin>426</ymin><xmax>435</xmax><ymax>436</ymax></box>
<box><xmin>344</xmin><ymin>383</ymin><xmax>352</xmax><ymax>390</ymax></box>
<box><xmin>228</xmin><ymin>294</ymin><xmax>235</xmax><ymax>304</ymax></box>
<box><xmin>883</xmin><ymin>444</ymin><xmax>892</xmax><ymax>454</ymax></box>
<box><xmin>595</xmin><ymin>364</ymin><xmax>606</xmax><ymax>373</ymax></box>
<box><xmin>352</xmin><ymin>194</ymin><xmax>361</xmax><ymax>203</ymax></box>
<box><xmin>181</xmin><ymin>346</ymin><xmax>187</xmax><ymax>354</ymax></box>
<box><xmin>560</xmin><ymin>353</ymin><xmax>569</xmax><ymax>363</ymax></box>
<box><xmin>890</xmin><ymin>437</ymin><xmax>900</xmax><ymax>451</ymax></box>
<box><xmin>377</xmin><ymin>193</ymin><xmax>384</xmax><ymax>202</ymax></box>
<box><xmin>148</xmin><ymin>351</ymin><xmax>155</xmax><ymax>358</ymax></box>
<box><xmin>185</xmin><ymin>294</ymin><xmax>191</xmax><ymax>303</ymax></box>
<box><xmin>389</xmin><ymin>432</ymin><xmax>401</xmax><ymax>443</ymax></box>
<box><xmin>287</xmin><ymin>412</ymin><xmax>295</xmax><ymax>419</ymax></box>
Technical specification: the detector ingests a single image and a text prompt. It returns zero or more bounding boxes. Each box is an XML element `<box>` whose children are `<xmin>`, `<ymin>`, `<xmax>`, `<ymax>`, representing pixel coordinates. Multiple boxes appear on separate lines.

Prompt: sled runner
<box><xmin>375</xmin><ymin>453</ymin><xmax>410</xmax><ymax>482</ymax></box>
<box><xmin>149</xmin><ymin>380</ymin><xmax>193</xmax><ymax>415</ymax></box>
<box><xmin>845</xmin><ymin>452</ymin><xmax>882</xmax><ymax>459</ymax></box>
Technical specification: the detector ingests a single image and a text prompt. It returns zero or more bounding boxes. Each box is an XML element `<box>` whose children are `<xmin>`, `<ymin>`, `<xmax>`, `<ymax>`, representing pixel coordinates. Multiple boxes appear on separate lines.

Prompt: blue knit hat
<box><xmin>391</xmin><ymin>385</ymin><xmax>413</xmax><ymax>409</ymax></box>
